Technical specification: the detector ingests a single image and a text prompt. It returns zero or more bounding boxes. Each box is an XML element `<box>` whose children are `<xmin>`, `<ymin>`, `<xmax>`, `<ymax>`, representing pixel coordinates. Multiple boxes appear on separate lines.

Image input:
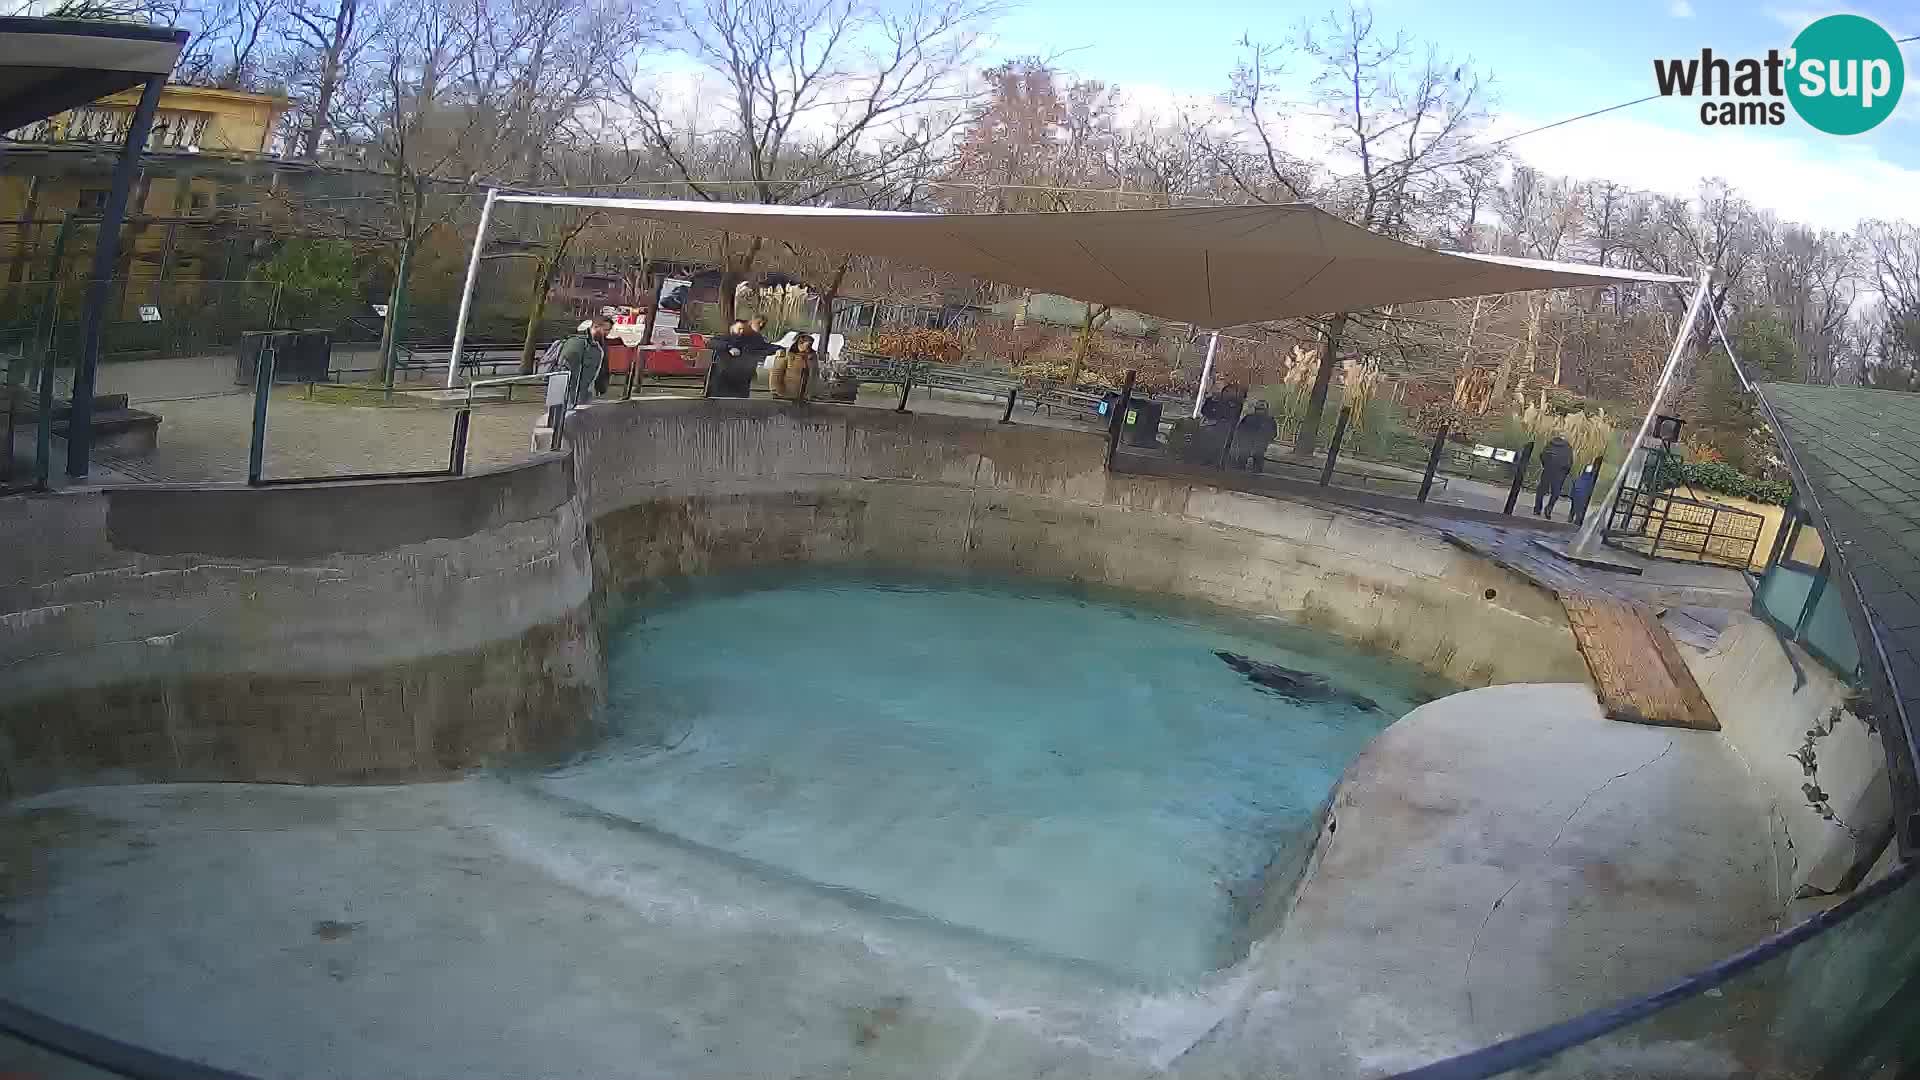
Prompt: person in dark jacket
<box><xmin>705</xmin><ymin>320</ymin><xmax>777</xmax><ymax>398</ymax></box>
<box><xmin>1229</xmin><ymin>400</ymin><xmax>1278</xmax><ymax>471</ymax></box>
<box><xmin>1569</xmin><ymin>462</ymin><xmax>1599</xmax><ymax>525</ymax></box>
<box><xmin>1534</xmin><ymin>434</ymin><xmax>1575</xmax><ymax>519</ymax></box>
<box><xmin>556</xmin><ymin>316</ymin><xmax>612</xmax><ymax>407</ymax></box>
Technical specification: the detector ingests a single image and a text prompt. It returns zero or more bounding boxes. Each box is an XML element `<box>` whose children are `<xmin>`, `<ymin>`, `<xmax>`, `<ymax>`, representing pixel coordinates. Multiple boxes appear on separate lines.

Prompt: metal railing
<box><xmin>244</xmin><ymin>342</ymin><xmax>473</xmax><ymax>486</ymax></box>
<box><xmin>1604</xmin><ymin>484</ymin><xmax>1765</xmax><ymax>569</ymax></box>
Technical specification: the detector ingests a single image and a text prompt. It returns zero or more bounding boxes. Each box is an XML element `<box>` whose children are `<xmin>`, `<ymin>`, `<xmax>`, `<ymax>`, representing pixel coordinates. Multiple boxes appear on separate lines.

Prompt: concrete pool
<box><xmin>0</xmin><ymin>398</ymin><xmax>1831</xmax><ymax>1077</ymax></box>
<box><xmin>543</xmin><ymin>570</ymin><xmax>1443</xmax><ymax>982</ymax></box>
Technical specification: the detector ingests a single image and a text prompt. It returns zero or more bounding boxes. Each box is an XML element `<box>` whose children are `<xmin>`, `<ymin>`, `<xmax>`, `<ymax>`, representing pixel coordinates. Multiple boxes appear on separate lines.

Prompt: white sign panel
<box><xmin>137</xmin><ymin>305</ymin><xmax>161</xmax><ymax>323</ymax></box>
<box><xmin>1471</xmin><ymin>444</ymin><xmax>1518</xmax><ymax>463</ymax></box>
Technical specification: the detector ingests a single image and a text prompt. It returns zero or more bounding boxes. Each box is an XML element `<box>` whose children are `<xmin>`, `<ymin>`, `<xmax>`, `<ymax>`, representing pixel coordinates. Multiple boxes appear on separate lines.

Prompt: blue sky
<box><xmin>986</xmin><ymin>0</ymin><xmax>1917</xmax><ymax>227</ymax></box>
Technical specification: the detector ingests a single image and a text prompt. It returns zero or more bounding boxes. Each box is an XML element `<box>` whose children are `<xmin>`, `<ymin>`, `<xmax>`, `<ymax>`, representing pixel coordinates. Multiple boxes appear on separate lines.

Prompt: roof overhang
<box><xmin>0</xmin><ymin>16</ymin><xmax>186</xmax><ymax>134</ymax></box>
<box><xmin>498</xmin><ymin>195</ymin><xmax>1690</xmax><ymax>327</ymax></box>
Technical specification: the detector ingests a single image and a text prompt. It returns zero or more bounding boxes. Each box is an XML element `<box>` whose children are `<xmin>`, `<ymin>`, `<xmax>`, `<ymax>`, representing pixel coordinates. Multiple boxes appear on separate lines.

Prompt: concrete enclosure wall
<box><xmin>572</xmin><ymin>399</ymin><xmax>1590</xmax><ymax>688</ymax></box>
<box><xmin>0</xmin><ymin>456</ymin><xmax>602</xmax><ymax>800</ymax></box>
<box><xmin>2</xmin><ymin>398</ymin><xmax>1591</xmax><ymax>801</ymax></box>
<box><xmin>1678</xmin><ymin>615</ymin><xmax>1892</xmax><ymax>909</ymax></box>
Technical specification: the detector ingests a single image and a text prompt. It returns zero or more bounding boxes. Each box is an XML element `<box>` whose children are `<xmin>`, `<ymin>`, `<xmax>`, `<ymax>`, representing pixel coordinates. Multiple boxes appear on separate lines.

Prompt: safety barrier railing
<box><xmin>1604</xmin><ymin>484</ymin><xmax>1766</xmax><ymax>569</ymax></box>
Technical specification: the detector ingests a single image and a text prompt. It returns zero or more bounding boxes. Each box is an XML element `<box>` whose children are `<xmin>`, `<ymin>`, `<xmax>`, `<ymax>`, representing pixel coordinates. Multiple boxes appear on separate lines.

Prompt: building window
<box><xmin>77</xmin><ymin>189</ymin><xmax>109</xmax><ymax>211</ymax></box>
<box><xmin>1755</xmin><ymin>504</ymin><xmax>1863</xmax><ymax>678</ymax></box>
<box><xmin>190</xmin><ymin>191</ymin><xmax>211</xmax><ymax>212</ymax></box>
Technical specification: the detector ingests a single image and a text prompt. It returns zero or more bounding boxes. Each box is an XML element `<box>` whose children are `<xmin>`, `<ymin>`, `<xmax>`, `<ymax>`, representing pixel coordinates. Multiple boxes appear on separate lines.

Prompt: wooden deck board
<box><xmin>1562</xmin><ymin>594</ymin><xmax>1720</xmax><ymax>731</ymax></box>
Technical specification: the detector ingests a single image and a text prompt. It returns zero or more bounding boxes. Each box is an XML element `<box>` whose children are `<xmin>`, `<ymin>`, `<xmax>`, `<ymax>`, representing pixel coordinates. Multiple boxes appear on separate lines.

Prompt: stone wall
<box><xmin>0</xmin><ymin>455</ymin><xmax>602</xmax><ymax>799</ymax></box>
<box><xmin>570</xmin><ymin>399</ymin><xmax>1589</xmax><ymax>687</ymax></box>
<box><xmin>1679</xmin><ymin>614</ymin><xmax>1892</xmax><ymax>910</ymax></box>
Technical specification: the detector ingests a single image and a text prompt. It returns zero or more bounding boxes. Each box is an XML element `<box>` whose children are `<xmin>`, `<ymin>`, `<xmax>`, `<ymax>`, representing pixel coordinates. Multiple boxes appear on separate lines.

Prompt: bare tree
<box><xmin>1224</xmin><ymin>2</ymin><xmax>1490</xmax><ymax>456</ymax></box>
<box><xmin>283</xmin><ymin>0</ymin><xmax>366</xmax><ymax>158</ymax></box>
<box><xmin>617</xmin><ymin>0</ymin><xmax>998</xmax><ymax>320</ymax></box>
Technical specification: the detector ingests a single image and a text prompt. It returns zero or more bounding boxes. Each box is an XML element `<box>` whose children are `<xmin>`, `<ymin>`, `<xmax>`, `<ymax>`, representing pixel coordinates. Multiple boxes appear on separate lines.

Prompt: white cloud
<box><xmin>1491</xmin><ymin>108</ymin><xmax>1918</xmax><ymax>229</ymax></box>
<box><xmin>1670</xmin><ymin>0</ymin><xmax>1695</xmax><ymax>17</ymax></box>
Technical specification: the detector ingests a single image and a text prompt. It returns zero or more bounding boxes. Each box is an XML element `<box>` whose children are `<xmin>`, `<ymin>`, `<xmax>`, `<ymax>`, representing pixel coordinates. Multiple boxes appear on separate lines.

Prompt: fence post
<box><xmin>448</xmin><ymin>408</ymin><xmax>471</xmax><ymax>475</ymax></box>
<box><xmin>627</xmin><ymin>273</ymin><xmax>667</xmax><ymax>401</ymax></box>
<box><xmin>546</xmin><ymin>403</ymin><xmax>565</xmax><ymax>451</ymax></box>
<box><xmin>1318</xmin><ymin>406</ymin><xmax>1352</xmax><ymax>486</ymax></box>
<box><xmin>1000</xmin><ymin>386</ymin><xmax>1018</xmax><ymax>424</ymax></box>
<box><xmin>1418</xmin><ymin>429</ymin><xmax>1447</xmax><ymax>502</ymax></box>
<box><xmin>1503</xmin><ymin>441</ymin><xmax>1535</xmax><ymax>516</ymax></box>
<box><xmin>33</xmin><ymin>340</ymin><xmax>54</xmax><ymax>490</ymax></box>
<box><xmin>895</xmin><ymin>367</ymin><xmax>914</xmax><ymax>413</ymax></box>
<box><xmin>1105</xmin><ymin>369</ymin><xmax>1137</xmax><ymax>470</ymax></box>
<box><xmin>1651</xmin><ymin>496</ymin><xmax>1671</xmax><ymax>558</ymax></box>
<box><xmin>246</xmin><ymin>341</ymin><xmax>276</xmax><ymax>485</ymax></box>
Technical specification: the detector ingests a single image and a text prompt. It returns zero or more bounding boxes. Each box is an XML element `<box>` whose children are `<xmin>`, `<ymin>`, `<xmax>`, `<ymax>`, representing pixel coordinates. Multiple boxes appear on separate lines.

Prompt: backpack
<box><xmin>537</xmin><ymin>338</ymin><xmax>568</xmax><ymax>373</ymax></box>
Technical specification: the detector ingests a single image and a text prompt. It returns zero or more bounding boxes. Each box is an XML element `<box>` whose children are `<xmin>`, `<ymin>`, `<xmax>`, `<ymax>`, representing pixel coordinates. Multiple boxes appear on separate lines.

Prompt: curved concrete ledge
<box><xmin>0</xmin><ymin>455</ymin><xmax>601</xmax><ymax>799</ymax></box>
<box><xmin>1171</xmin><ymin>682</ymin><xmax>1780</xmax><ymax>1077</ymax></box>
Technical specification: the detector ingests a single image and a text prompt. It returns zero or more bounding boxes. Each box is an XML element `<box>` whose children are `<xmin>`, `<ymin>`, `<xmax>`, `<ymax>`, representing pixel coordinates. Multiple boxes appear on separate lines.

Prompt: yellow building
<box><xmin>1</xmin><ymin>83</ymin><xmax>289</xmax><ymax>307</ymax></box>
<box><xmin>2</xmin><ymin>82</ymin><xmax>285</xmax><ymax>217</ymax></box>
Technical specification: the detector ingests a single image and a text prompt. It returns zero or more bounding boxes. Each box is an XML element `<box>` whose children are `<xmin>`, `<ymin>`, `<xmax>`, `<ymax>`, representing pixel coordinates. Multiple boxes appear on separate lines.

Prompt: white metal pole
<box><xmin>445</xmin><ymin>187</ymin><xmax>499</xmax><ymax>389</ymax></box>
<box><xmin>1570</xmin><ymin>266</ymin><xmax>1712</xmax><ymax>556</ymax></box>
<box><xmin>1192</xmin><ymin>330</ymin><xmax>1220</xmax><ymax>418</ymax></box>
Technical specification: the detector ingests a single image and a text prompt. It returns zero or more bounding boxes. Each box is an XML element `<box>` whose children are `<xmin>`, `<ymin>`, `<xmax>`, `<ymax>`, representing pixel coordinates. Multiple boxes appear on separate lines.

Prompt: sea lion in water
<box><xmin>1213</xmin><ymin>651</ymin><xmax>1379</xmax><ymax>712</ymax></box>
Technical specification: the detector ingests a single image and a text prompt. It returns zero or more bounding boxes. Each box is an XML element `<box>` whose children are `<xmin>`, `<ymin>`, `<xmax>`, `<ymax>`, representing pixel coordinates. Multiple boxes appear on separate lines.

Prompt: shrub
<box><xmin>870</xmin><ymin>327</ymin><xmax>965</xmax><ymax>364</ymax></box>
<box><xmin>1655</xmin><ymin>456</ymin><xmax>1794</xmax><ymax>506</ymax></box>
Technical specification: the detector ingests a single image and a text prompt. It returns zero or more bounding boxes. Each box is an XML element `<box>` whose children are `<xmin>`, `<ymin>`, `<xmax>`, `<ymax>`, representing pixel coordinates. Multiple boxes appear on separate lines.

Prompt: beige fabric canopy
<box><xmin>498</xmin><ymin>195</ymin><xmax>1687</xmax><ymax>328</ymax></box>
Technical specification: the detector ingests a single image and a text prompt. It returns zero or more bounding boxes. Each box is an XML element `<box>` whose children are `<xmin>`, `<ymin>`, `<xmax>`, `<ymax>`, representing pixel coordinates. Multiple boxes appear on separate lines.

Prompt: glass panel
<box><xmin>1483</xmin><ymin>865</ymin><xmax>1920</xmax><ymax>1079</ymax></box>
<box><xmin>1802</xmin><ymin>575</ymin><xmax>1864</xmax><ymax>676</ymax></box>
<box><xmin>1787</xmin><ymin>515</ymin><xmax>1828</xmax><ymax>569</ymax></box>
<box><xmin>1756</xmin><ymin>564</ymin><xmax>1817</xmax><ymax>632</ymax></box>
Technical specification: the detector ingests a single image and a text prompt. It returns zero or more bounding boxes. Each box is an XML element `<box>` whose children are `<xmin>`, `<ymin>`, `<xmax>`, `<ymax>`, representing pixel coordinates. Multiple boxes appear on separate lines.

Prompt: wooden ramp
<box><xmin>1562</xmin><ymin>594</ymin><xmax>1721</xmax><ymax>731</ymax></box>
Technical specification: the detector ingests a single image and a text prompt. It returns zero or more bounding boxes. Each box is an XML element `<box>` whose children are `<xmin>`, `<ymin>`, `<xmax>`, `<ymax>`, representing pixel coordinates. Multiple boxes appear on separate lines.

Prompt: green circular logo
<box><xmin>1787</xmin><ymin>14</ymin><xmax>1904</xmax><ymax>135</ymax></box>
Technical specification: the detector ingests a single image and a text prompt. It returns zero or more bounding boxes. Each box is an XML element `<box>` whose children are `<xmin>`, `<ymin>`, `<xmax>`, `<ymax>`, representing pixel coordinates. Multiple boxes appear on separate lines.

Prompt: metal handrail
<box><xmin>465</xmin><ymin>372</ymin><xmax>552</xmax><ymax>407</ymax></box>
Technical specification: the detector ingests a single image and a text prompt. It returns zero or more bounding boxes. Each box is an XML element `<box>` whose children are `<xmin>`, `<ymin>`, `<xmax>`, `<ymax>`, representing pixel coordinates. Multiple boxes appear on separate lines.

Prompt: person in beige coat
<box><xmin>768</xmin><ymin>333</ymin><xmax>817</xmax><ymax>402</ymax></box>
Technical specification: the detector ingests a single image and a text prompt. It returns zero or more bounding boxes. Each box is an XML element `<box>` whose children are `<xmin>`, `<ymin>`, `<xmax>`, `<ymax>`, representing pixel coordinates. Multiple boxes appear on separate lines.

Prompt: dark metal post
<box><xmin>1418</xmin><ymin>429</ymin><xmax>1447</xmax><ymax>502</ymax></box>
<box><xmin>1318</xmin><ymin>406</ymin><xmax>1352</xmax><ymax>487</ymax></box>
<box><xmin>627</xmin><ymin>273</ymin><xmax>667</xmax><ymax>400</ymax></box>
<box><xmin>33</xmin><ymin>350</ymin><xmax>55</xmax><ymax>490</ymax></box>
<box><xmin>448</xmin><ymin>408</ymin><xmax>471</xmax><ymax>474</ymax></box>
<box><xmin>67</xmin><ymin>75</ymin><xmax>165</xmax><ymax>478</ymax></box>
<box><xmin>546</xmin><ymin>403</ymin><xmax>565</xmax><ymax>451</ymax></box>
<box><xmin>1504</xmin><ymin>441</ymin><xmax>1535</xmax><ymax>516</ymax></box>
<box><xmin>246</xmin><ymin>339</ymin><xmax>276</xmax><ymax>485</ymax></box>
<box><xmin>895</xmin><ymin>367</ymin><xmax>914</xmax><ymax>413</ymax></box>
<box><xmin>1000</xmin><ymin>386</ymin><xmax>1018</xmax><ymax>424</ymax></box>
<box><xmin>1104</xmin><ymin>369</ymin><xmax>1137</xmax><ymax>470</ymax></box>
<box><xmin>1216</xmin><ymin>397</ymin><xmax>1246</xmax><ymax>470</ymax></box>
<box><xmin>23</xmin><ymin>214</ymin><xmax>72</xmax><ymax>489</ymax></box>
<box><xmin>1651</xmin><ymin>496</ymin><xmax>1671</xmax><ymax>558</ymax></box>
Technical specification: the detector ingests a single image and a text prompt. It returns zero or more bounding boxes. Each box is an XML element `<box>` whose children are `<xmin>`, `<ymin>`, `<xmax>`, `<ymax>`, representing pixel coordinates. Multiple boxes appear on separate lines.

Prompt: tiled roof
<box><xmin>1760</xmin><ymin>383</ymin><xmax>1920</xmax><ymax>849</ymax></box>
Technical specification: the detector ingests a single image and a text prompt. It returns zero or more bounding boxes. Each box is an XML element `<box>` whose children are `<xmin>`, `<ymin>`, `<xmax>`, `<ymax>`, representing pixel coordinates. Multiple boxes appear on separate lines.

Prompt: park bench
<box><xmin>390</xmin><ymin>344</ymin><xmax>528</xmax><ymax>383</ymax></box>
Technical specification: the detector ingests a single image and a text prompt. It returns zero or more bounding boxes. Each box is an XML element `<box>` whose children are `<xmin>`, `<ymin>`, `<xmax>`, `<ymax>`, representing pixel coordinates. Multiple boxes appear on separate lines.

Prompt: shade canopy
<box><xmin>0</xmin><ymin>17</ymin><xmax>186</xmax><ymax>134</ymax></box>
<box><xmin>500</xmin><ymin>195</ymin><xmax>1688</xmax><ymax>327</ymax></box>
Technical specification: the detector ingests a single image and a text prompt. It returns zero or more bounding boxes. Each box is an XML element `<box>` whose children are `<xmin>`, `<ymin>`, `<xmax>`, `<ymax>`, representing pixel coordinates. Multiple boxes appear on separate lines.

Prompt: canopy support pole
<box><xmin>445</xmin><ymin>187</ymin><xmax>499</xmax><ymax>390</ymax></box>
<box><xmin>67</xmin><ymin>74</ymin><xmax>164</xmax><ymax>478</ymax></box>
<box><xmin>1192</xmin><ymin>330</ymin><xmax>1219</xmax><ymax>419</ymax></box>
<box><xmin>1570</xmin><ymin>266</ymin><xmax>1712</xmax><ymax>557</ymax></box>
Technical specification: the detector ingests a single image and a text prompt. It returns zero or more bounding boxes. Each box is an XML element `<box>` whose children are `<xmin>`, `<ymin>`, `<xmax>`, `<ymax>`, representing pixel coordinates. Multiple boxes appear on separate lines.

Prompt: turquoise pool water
<box><xmin>539</xmin><ymin>571</ymin><xmax>1442</xmax><ymax>983</ymax></box>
